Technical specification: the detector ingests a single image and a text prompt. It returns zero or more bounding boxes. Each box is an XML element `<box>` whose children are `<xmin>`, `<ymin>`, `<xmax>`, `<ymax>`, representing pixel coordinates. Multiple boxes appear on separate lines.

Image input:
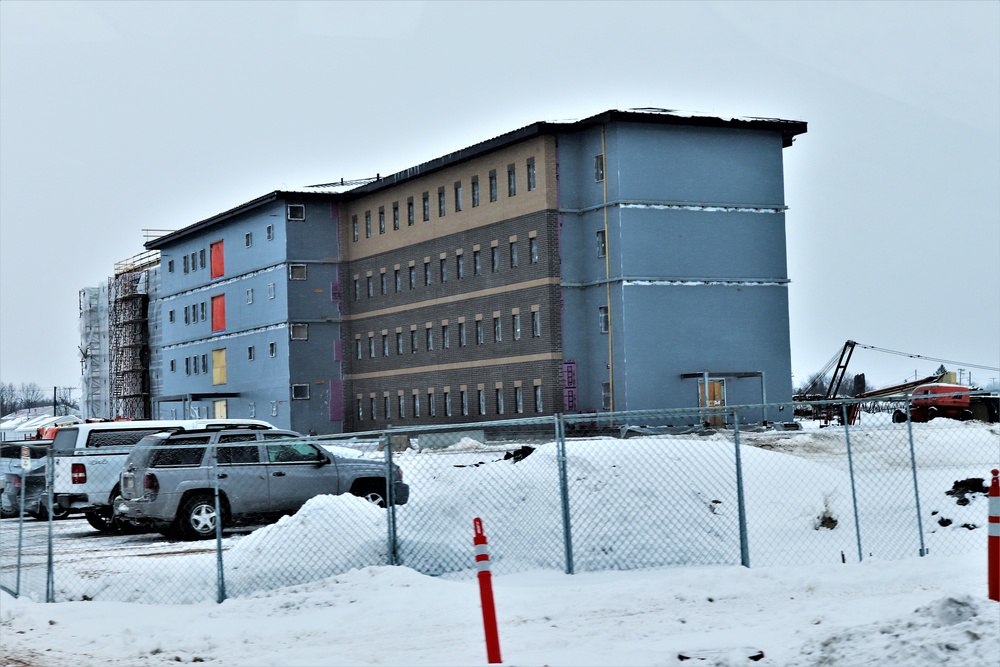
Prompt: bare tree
<box><xmin>17</xmin><ymin>382</ymin><xmax>44</xmax><ymax>410</ymax></box>
<box><xmin>0</xmin><ymin>381</ymin><xmax>15</xmax><ymax>416</ymax></box>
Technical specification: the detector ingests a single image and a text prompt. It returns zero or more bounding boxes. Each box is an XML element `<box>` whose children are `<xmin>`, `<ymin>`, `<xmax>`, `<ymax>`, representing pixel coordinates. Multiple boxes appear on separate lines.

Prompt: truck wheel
<box><xmin>178</xmin><ymin>495</ymin><xmax>220</xmax><ymax>540</ymax></box>
<box><xmin>960</xmin><ymin>410</ymin><xmax>973</xmax><ymax>421</ymax></box>
<box><xmin>892</xmin><ymin>409</ymin><xmax>907</xmax><ymax>423</ymax></box>
<box><xmin>31</xmin><ymin>504</ymin><xmax>70</xmax><ymax>521</ymax></box>
<box><xmin>926</xmin><ymin>407</ymin><xmax>939</xmax><ymax>421</ymax></box>
<box><xmin>351</xmin><ymin>482</ymin><xmax>387</xmax><ymax>508</ymax></box>
<box><xmin>85</xmin><ymin>506</ymin><xmax>117</xmax><ymax>532</ymax></box>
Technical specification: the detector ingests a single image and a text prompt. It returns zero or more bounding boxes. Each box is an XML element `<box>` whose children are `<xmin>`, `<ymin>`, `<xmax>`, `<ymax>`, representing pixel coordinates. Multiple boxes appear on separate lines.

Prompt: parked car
<box><xmin>0</xmin><ymin>443</ymin><xmax>68</xmax><ymax>520</ymax></box>
<box><xmin>115</xmin><ymin>429</ymin><xmax>409</xmax><ymax>540</ymax></box>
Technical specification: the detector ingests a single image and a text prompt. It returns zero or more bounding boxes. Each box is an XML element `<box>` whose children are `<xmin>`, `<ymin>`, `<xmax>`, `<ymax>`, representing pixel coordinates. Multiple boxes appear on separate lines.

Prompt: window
<box><xmin>396</xmin><ymin>331</ymin><xmax>404</xmax><ymax>355</ymax></box>
<box><xmin>289</xmin><ymin>264</ymin><xmax>307</xmax><ymax>280</ymax></box>
<box><xmin>355</xmin><ymin>339</ymin><xmax>363</xmax><ymax>360</ymax></box>
<box><xmin>287</xmin><ymin>204</ymin><xmax>306</xmax><ymax>221</ymax></box>
<box><xmin>370</xmin><ymin>397</ymin><xmax>377</xmax><ymax>421</ymax></box>
<box><xmin>444</xmin><ymin>390</ymin><xmax>452</xmax><ymax>416</ymax></box>
<box><xmin>496</xmin><ymin>389</ymin><xmax>504</xmax><ymax>415</ymax></box>
<box><xmin>597</xmin><ymin>230</ymin><xmax>606</xmax><ymax>257</ymax></box>
<box><xmin>168</xmin><ymin>309</ymin><xmax>175</xmax><ymax>323</ymax></box>
<box><xmin>476</xmin><ymin>319</ymin><xmax>484</xmax><ymax>345</ymax></box>
<box><xmin>602</xmin><ymin>382</ymin><xmax>612</xmax><ymax>410</ymax></box>
<box><xmin>428</xmin><ymin>391</ymin><xmax>436</xmax><ymax>417</ymax></box>
<box><xmin>599</xmin><ymin>306</ymin><xmax>609</xmax><ymax>334</ymax></box>
<box><xmin>488</xmin><ymin>170</ymin><xmax>498</xmax><ymax>202</ymax></box>
<box><xmin>365</xmin><ymin>211</ymin><xmax>372</xmax><ymax>238</ymax></box>
<box><xmin>244</xmin><ymin>289</ymin><xmax>252</xmax><ymax>305</ymax></box>
<box><xmin>458</xmin><ymin>321</ymin><xmax>467</xmax><ymax>347</ymax></box>
<box><xmin>410</xmin><ymin>329</ymin><xmax>418</xmax><ymax>354</ymax></box>
<box><xmin>512</xmin><ymin>313</ymin><xmax>521</xmax><ymax>340</ymax></box>
<box><xmin>424</xmin><ymin>261</ymin><xmax>431</xmax><ymax>286</ymax></box>
<box><xmin>201</xmin><ymin>354</ymin><xmax>208</xmax><ymax>374</ymax></box>
<box><xmin>595</xmin><ymin>154</ymin><xmax>605</xmax><ymax>182</ymax></box>
<box><xmin>183</xmin><ymin>305</ymin><xmax>190</xmax><ymax>325</ymax></box>
<box><xmin>407</xmin><ymin>197</ymin><xmax>414</xmax><ymax>226</ymax></box>
<box><xmin>409</xmin><ymin>265</ymin><xmax>416</xmax><ymax>290</ymax></box>
<box><xmin>394</xmin><ymin>268</ymin><xmax>401</xmax><ymax>292</ymax></box>
<box><xmin>392</xmin><ymin>202</ymin><xmax>400</xmax><ymax>230</ymax></box>
<box><xmin>384</xmin><ymin>395</ymin><xmax>390</xmax><ymax>418</ymax></box>
<box><xmin>442</xmin><ymin>323</ymin><xmax>450</xmax><ymax>349</ymax></box>
<box><xmin>245</xmin><ymin>232</ymin><xmax>252</xmax><ymax>248</ymax></box>
<box><xmin>439</xmin><ymin>257</ymin><xmax>447</xmax><ymax>283</ymax></box>
<box><xmin>510</xmin><ymin>241</ymin><xmax>518</xmax><ymax>268</ymax></box>
<box><xmin>532</xmin><ymin>310</ymin><xmax>541</xmax><ymax>337</ymax></box>
<box><xmin>291</xmin><ymin>323</ymin><xmax>309</xmax><ymax>340</ymax></box>
<box><xmin>183</xmin><ymin>255</ymin><xmax>189</xmax><ymax>273</ymax></box>
<box><xmin>191</xmin><ymin>252</ymin><xmax>197</xmax><ymax>270</ymax></box>
<box><xmin>369</xmin><ymin>335</ymin><xmax>375</xmax><ymax>358</ymax></box>
<box><xmin>412</xmin><ymin>393</ymin><xmax>420</xmax><ymax>418</ymax></box>
<box><xmin>269</xmin><ymin>341</ymin><xmax>276</xmax><ymax>357</ymax></box>
<box><xmin>211</xmin><ymin>294</ymin><xmax>226</xmax><ymax>332</ymax></box>
<box><xmin>457</xmin><ymin>253</ymin><xmax>465</xmax><ymax>279</ymax></box>
<box><xmin>527</xmin><ymin>157</ymin><xmax>536</xmax><ymax>190</ymax></box>
<box><xmin>478</xmin><ymin>389</ymin><xmax>486</xmax><ymax>415</ymax></box>
<box><xmin>357</xmin><ymin>398</ymin><xmax>363</xmax><ymax>420</ymax></box>
<box><xmin>291</xmin><ymin>384</ymin><xmax>310</xmax><ymax>400</ymax></box>
<box><xmin>425</xmin><ymin>327</ymin><xmax>433</xmax><ymax>351</ymax></box>
<box><xmin>247</xmin><ymin>346</ymin><xmax>255</xmax><ymax>361</ymax></box>
<box><xmin>461</xmin><ymin>389</ymin><xmax>468</xmax><ymax>416</ymax></box>
<box><xmin>210</xmin><ymin>241</ymin><xmax>224</xmax><ymax>278</ymax></box>
<box><xmin>192</xmin><ymin>356</ymin><xmax>199</xmax><ymax>375</ymax></box>
<box><xmin>422</xmin><ymin>192</ymin><xmax>430</xmax><ymax>221</ymax></box>
<box><xmin>167</xmin><ymin>259</ymin><xmax>174</xmax><ymax>273</ymax></box>
<box><xmin>271</xmin><ymin>401</ymin><xmax>278</xmax><ymax>417</ymax></box>
<box><xmin>185</xmin><ymin>357</ymin><xmax>191</xmax><ymax>375</ymax></box>
<box><xmin>170</xmin><ymin>359</ymin><xmax>176</xmax><ymax>372</ymax></box>
<box><xmin>200</xmin><ymin>302</ymin><xmax>206</xmax><ymax>321</ymax></box>
<box><xmin>352</xmin><ymin>215</ymin><xmax>359</xmax><ymax>241</ymax></box>
<box><xmin>493</xmin><ymin>315</ymin><xmax>502</xmax><ymax>342</ymax></box>
<box><xmin>398</xmin><ymin>394</ymin><xmax>405</xmax><ymax>419</ymax></box>
<box><xmin>471</xmin><ymin>176</ymin><xmax>480</xmax><ymax>207</ymax></box>
<box><xmin>367</xmin><ymin>275</ymin><xmax>373</xmax><ymax>298</ymax></box>
<box><xmin>473</xmin><ymin>249</ymin><xmax>481</xmax><ymax>276</ymax></box>
<box><xmin>382</xmin><ymin>334</ymin><xmax>389</xmax><ymax>357</ymax></box>
<box><xmin>437</xmin><ymin>187</ymin><xmax>446</xmax><ymax>217</ymax></box>
<box><xmin>515</xmin><ymin>386</ymin><xmax>524</xmax><ymax>413</ymax></box>
<box><xmin>454</xmin><ymin>181</ymin><xmax>462</xmax><ymax>212</ymax></box>
<box><xmin>380</xmin><ymin>272</ymin><xmax>387</xmax><ymax>295</ymax></box>
<box><xmin>200</xmin><ymin>249</ymin><xmax>206</xmax><ymax>269</ymax></box>
<box><xmin>268</xmin><ymin>282</ymin><xmax>275</xmax><ymax>299</ymax></box>
<box><xmin>212</xmin><ymin>349</ymin><xmax>227</xmax><ymax>385</ymax></box>
<box><xmin>266</xmin><ymin>224</ymin><xmax>274</xmax><ymax>241</ymax></box>
<box><xmin>534</xmin><ymin>385</ymin><xmax>543</xmax><ymax>412</ymax></box>
<box><xmin>507</xmin><ymin>164</ymin><xmax>516</xmax><ymax>196</ymax></box>
<box><xmin>491</xmin><ymin>245</ymin><xmax>499</xmax><ymax>272</ymax></box>
<box><xmin>353</xmin><ymin>279</ymin><xmax>360</xmax><ymax>300</ymax></box>
<box><xmin>378</xmin><ymin>207</ymin><xmax>385</xmax><ymax>234</ymax></box>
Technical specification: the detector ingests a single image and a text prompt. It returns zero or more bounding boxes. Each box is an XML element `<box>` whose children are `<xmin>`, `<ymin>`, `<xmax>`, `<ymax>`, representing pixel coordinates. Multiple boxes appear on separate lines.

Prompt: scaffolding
<box><xmin>108</xmin><ymin>250</ymin><xmax>159</xmax><ymax>420</ymax></box>
<box><xmin>78</xmin><ymin>285</ymin><xmax>110</xmax><ymax>420</ymax></box>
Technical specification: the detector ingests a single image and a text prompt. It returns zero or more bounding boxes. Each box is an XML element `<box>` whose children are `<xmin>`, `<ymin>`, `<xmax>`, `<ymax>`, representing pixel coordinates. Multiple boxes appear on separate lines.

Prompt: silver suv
<box><xmin>115</xmin><ymin>429</ymin><xmax>409</xmax><ymax>540</ymax></box>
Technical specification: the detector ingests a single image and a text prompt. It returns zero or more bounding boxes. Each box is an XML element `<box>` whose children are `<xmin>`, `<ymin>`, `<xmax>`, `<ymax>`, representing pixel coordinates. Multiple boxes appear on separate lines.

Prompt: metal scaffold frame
<box><xmin>108</xmin><ymin>250</ymin><xmax>159</xmax><ymax>420</ymax></box>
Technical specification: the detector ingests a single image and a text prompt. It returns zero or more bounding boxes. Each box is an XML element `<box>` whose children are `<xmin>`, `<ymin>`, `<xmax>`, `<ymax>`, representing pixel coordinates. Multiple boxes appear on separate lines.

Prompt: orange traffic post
<box><xmin>989</xmin><ymin>469</ymin><xmax>999</xmax><ymax>602</ymax></box>
<box><xmin>473</xmin><ymin>517</ymin><xmax>502</xmax><ymax>663</ymax></box>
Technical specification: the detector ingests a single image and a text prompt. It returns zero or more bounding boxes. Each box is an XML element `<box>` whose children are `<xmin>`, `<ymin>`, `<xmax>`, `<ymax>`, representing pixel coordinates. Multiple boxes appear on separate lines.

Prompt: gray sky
<box><xmin>2</xmin><ymin>1</ymin><xmax>998</xmax><ymax>394</ymax></box>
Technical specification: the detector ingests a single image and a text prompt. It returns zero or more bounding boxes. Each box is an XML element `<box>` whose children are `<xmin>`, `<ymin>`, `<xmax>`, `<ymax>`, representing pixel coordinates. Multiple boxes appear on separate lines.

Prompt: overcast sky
<box><xmin>1</xmin><ymin>1</ymin><xmax>998</xmax><ymax>395</ymax></box>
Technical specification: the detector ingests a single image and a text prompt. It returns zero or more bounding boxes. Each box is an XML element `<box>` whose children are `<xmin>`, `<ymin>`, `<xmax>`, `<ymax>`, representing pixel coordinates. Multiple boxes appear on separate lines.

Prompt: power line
<box><xmin>854</xmin><ymin>343</ymin><xmax>1000</xmax><ymax>372</ymax></box>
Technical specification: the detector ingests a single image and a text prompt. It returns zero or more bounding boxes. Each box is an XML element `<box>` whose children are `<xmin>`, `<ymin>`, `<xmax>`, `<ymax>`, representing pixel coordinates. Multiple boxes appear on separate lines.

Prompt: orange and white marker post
<box><xmin>988</xmin><ymin>469</ymin><xmax>999</xmax><ymax>602</ymax></box>
<box><xmin>473</xmin><ymin>517</ymin><xmax>502</xmax><ymax>663</ymax></box>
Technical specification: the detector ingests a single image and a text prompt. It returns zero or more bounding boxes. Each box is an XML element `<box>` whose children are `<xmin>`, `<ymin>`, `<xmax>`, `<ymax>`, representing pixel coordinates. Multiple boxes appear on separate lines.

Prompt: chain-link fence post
<box><xmin>45</xmin><ymin>447</ymin><xmax>54</xmax><ymax>603</ymax></box>
<box><xmin>554</xmin><ymin>414</ymin><xmax>574</xmax><ymax>575</ymax></box>
<box><xmin>383</xmin><ymin>427</ymin><xmax>399</xmax><ymax>566</ymax></box>
<box><xmin>902</xmin><ymin>394</ymin><xmax>928</xmax><ymax>556</ymax></box>
<box><xmin>733</xmin><ymin>413</ymin><xmax>750</xmax><ymax>568</ymax></box>
<box><xmin>841</xmin><ymin>402</ymin><xmax>864</xmax><ymax>563</ymax></box>
<box><xmin>212</xmin><ymin>446</ymin><xmax>227</xmax><ymax>603</ymax></box>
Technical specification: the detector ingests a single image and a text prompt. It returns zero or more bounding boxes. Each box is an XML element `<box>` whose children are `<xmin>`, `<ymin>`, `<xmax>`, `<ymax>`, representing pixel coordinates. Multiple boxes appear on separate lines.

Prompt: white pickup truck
<box><xmin>51</xmin><ymin>419</ymin><xmax>277</xmax><ymax>532</ymax></box>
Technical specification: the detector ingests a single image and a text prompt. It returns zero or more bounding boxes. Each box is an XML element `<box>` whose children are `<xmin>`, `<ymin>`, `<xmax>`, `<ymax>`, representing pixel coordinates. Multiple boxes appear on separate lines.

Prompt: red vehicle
<box><xmin>893</xmin><ymin>383</ymin><xmax>973</xmax><ymax>423</ymax></box>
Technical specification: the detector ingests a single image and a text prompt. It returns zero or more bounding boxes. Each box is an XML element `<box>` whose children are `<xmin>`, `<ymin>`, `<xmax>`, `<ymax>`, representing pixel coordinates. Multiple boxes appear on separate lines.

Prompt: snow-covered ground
<box><xmin>1</xmin><ymin>417</ymin><xmax>997</xmax><ymax>665</ymax></box>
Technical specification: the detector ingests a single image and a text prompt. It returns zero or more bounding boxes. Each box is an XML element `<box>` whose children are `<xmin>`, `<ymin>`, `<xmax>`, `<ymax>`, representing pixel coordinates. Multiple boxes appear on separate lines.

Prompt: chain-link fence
<box><xmin>2</xmin><ymin>394</ymin><xmax>997</xmax><ymax>604</ymax></box>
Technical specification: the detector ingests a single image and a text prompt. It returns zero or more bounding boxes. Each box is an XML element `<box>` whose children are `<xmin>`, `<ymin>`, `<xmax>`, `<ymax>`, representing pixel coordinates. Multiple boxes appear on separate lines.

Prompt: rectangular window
<box><xmin>424</xmin><ymin>261</ymin><xmax>431</xmax><ymax>286</ymax></box>
<box><xmin>442</xmin><ymin>324</ymin><xmax>450</xmax><ymax>349</ymax></box>
<box><xmin>384</xmin><ymin>395</ymin><xmax>390</xmax><ymax>418</ymax></box>
<box><xmin>491</xmin><ymin>246</ymin><xmax>499</xmax><ymax>272</ymax></box>
<box><xmin>439</xmin><ymin>257</ymin><xmax>447</xmax><ymax>282</ymax></box>
<box><xmin>510</xmin><ymin>241</ymin><xmax>518</xmax><ymax>268</ymax></box>
<box><xmin>289</xmin><ymin>264</ymin><xmax>307</xmax><ymax>280</ymax></box>
<box><xmin>268</xmin><ymin>282</ymin><xmax>275</xmax><ymax>299</ymax></box>
<box><xmin>478</xmin><ymin>389</ymin><xmax>486</xmax><ymax>415</ymax></box>
<box><xmin>291</xmin><ymin>323</ymin><xmax>309</xmax><ymax>340</ymax></box>
<box><xmin>535</xmin><ymin>385</ymin><xmax>543</xmax><ymax>412</ymax></box>
<box><xmin>595</xmin><ymin>154</ymin><xmax>605</xmax><ymax>182</ymax></box>
<box><xmin>370</xmin><ymin>397</ymin><xmax>377</xmax><ymax>421</ymax></box>
<box><xmin>422</xmin><ymin>192</ymin><xmax>430</xmax><ymax>221</ymax></box>
<box><xmin>488</xmin><ymin>170</ymin><xmax>498</xmax><ymax>202</ymax></box>
<box><xmin>167</xmin><ymin>259</ymin><xmax>174</xmax><ymax>273</ymax></box>
<box><xmin>457</xmin><ymin>253</ymin><xmax>465</xmax><ymax>279</ymax></box>
<box><xmin>210</xmin><ymin>241</ymin><xmax>224</xmax><ymax>278</ymax></box>
<box><xmin>291</xmin><ymin>384</ymin><xmax>310</xmax><ymax>400</ymax></box>
<box><xmin>170</xmin><ymin>359</ymin><xmax>176</xmax><ymax>372</ymax></box>
<box><xmin>426</xmin><ymin>327</ymin><xmax>433</xmax><ymax>351</ymax></box>
<box><xmin>269</xmin><ymin>341</ymin><xmax>276</xmax><ymax>357</ymax></box>
<box><xmin>183</xmin><ymin>255</ymin><xmax>189</xmax><ymax>273</ymax></box>
<box><xmin>458</xmin><ymin>321</ymin><xmax>467</xmax><ymax>347</ymax></box>
<box><xmin>191</xmin><ymin>252</ymin><xmax>197</xmax><ymax>271</ymax></box>
<box><xmin>247</xmin><ymin>346</ymin><xmax>255</xmax><ymax>361</ymax></box>
<box><xmin>211</xmin><ymin>294</ymin><xmax>226</xmax><ymax>332</ymax></box>
<box><xmin>353</xmin><ymin>279</ymin><xmax>360</xmax><ymax>300</ymax></box>
<box><xmin>437</xmin><ymin>187</ymin><xmax>446</xmax><ymax>217</ymax></box>
<box><xmin>476</xmin><ymin>319</ymin><xmax>484</xmax><ymax>345</ymax></box>
<box><xmin>530</xmin><ymin>237</ymin><xmax>538</xmax><ymax>264</ymax></box>
<box><xmin>352</xmin><ymin>215</ymin><xmax>359</xmax><ymax>241</ymax></box>
<box><xmin>496</xmin><ymin>388</ymin><xmax>504</xmax><ymax>415</ymax></box>
<box><xmin>271</xmin><ymin>401</ymin><xmax>278</xmax><ymax>417</ymax></box>
<box><xmin>192</xmin><ymin>356</ymin><xmax>198</xmax><ymax>375</ymax></box>
<box><xmin>515</xmin><ymin>386</ymin><xmax>524</xmax><ymax>413</ymax></box>
<box><xmin>212</xmin><ymin>348</ymin><xmax>227</xmax><ymax>385</ymax></box>
<box><xmin>378</xmin><ymin>207</ymin><xmax>385</xmax><ymax>234</ymax></box>
<box><xmin>355</xmin><ymin>339</ymin><xmax>362</xmax><ymax>360</ymax></box>
<box><xmin>527</xmin><ymin>157</ymin><xmax>536</xmax><ymax>190</ymax></box>
<box><xmin>444</xmin><ymin>390</ymin><xmax>452</xmax><ymax>416</ymax></box>
<box><xmin>382</xmin><ymin>334</ymin><xmax>389</xmax><ymax>357</ymax></box>
<box><xmin>473</xmin><ymin>249</ymin><xmax>481</xmax><ymax>276</ymax></box>
<box><xmin>380</xmin><ymin>272</ymin><xmax>387</xmax><ymax>295</ymax></box>
<box><xmin>365</xmin><ymin>211</ymin><xmax>372</xmax><ymax>238</ymax></box>
<box><xmin>461</xmin><ymin>389</ymin><xmax>468</xmax><ymax>416</ymax></box>
<box><xmin>245</xmin><ymin>232</ymin><xmax>252</xmax><ymax>248</ymax></box>
<box><xmin>183</xmin><ymin>305</ymin><xmax>189</xmax><ymax>325</ymax></box>
<box><xmin>369</xmin><ymin>335</ymin><xmax>375</xmax><ymax>358</ymax></box>
<box><xmin>392</xmin><ymin>202</ymin><xmax>400</xmax><ymax>230</ymax></box>
<box><xmin>599</xmin><ymin>306</ymin><xmax>609</xmax><ymax>334</ymax></box>
<box><xmin>396</xmin><ymin>331</ymin><xmax>403</xmax><ymax>355</ymax></box>
<box><xmin>406</xmin><ymin>265</ymin><xmax>414</xmax><ymax>290</ymax></box>
<box><xmin>357</xmin><ymin>398</ymin><xmax>363</xmax><ymax>421</ymax></box>
<box><xmin>471</xmin><ymin>176</ymin><xmax>480</xmax><ymax>207</ymax></box>
<box><xmin>454</xmin><ymin>181</ymin><xmax>462</xmax><ymax>212</ymax></box>
<box><xmin>266</xmin><ymin>224</ymin><xmax>274</xmax><ymax>241</ymax></box>
<box><xmin>407</xmin><ymin>197</ymin><xmax>415</xmax><ymax>225</ymax></box>
<box><xmin>493</xmin><ymin>316</ymin><xmax>502</xmax><ymax>342</ymax></box>
<box><xmin>287</xmin><ymin>204</ymin><xmax>306</xmax><ymax>221</ymax></box>
<box><xmin>201</xmin><ymin>354</ymin><xmax>208</xmax><ymax>374</ymax></box>
<box><xmin>398</xmin><ymin>394</ymin><xmax>405</xmax><ymax>419</ymax></box>
<box><xmin>597</xmin><ymin>230</ymin><xmax>606</xmax><ymax>257</ymax></box>
<box><xmin>367</xmin><ymin>275</ymin><xmax>374</xmax><ymax>298</ymax></box>
<box><xmin>246</xmin><ymin>288</ymin><xmax>253</xmax><ymax>304</ymax></box>
<box><xmin>200</xmin><ymin>249</ymin><xmax>206</xmax><ymax>269</ymax></box>
<box><xmin>411</xmin><ymin>329</ymin><xmax>418</xmax><ymax>354</ymax></box>
<box><xmin>413</xmin><ymin>393</ymin><xmax>420</xmax><ymax>418</ymax></box>
<box><xmin>532</xmin><ymin>310</ymin><xmax>541</xmax><ymax>337</ymax></box>
<box><xmin>507</xmin><ymin>164</ymin><xmax>516</xmax><ymax>196</ymax></box>
<box><xmin>200</xmin><ymin>302</ymin><xmax>206</xmax><ymax>321</ymax></box>
<box><xmin>185</xmin><ymin>357</ymin><xmax>190</xmax><ymax>375</ymax></box>
<box><xmin>394</xmin><ymin>268</ymin><xmax>401</xmax><ymax>292</ymax></box>
<box><xmin>512</xmin><ymin>313</ymin><xmax>521</xmax><ymax>340</ymax></box>
<box><xmin>168</xmin><ymin>309</ymin><xmax>175</xmax><ymax>323</ymax></box>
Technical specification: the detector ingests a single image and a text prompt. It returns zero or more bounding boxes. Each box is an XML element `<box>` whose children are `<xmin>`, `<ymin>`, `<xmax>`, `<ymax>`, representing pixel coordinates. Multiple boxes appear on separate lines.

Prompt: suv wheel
<box><xmin>85</xmin><ymin>506</ymin><xmax>118</xmax><ymax>532</ymax></box>
<box><xmin>178</xmin><ymin>495</ymin><xmax>220</xmax><ymax>540</ymax></box>
<box><xmin>351</xmin><ymin>483</ymin><xmax>387</xmax><ymax>508</ymax></box>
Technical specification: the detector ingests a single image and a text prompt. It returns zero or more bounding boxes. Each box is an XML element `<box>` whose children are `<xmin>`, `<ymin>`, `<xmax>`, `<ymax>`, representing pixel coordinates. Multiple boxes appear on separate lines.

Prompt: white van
<box><xmin>51</xmin><ymin>419</ymin><xmax>277</xmax><ymax>532</ymax></box>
